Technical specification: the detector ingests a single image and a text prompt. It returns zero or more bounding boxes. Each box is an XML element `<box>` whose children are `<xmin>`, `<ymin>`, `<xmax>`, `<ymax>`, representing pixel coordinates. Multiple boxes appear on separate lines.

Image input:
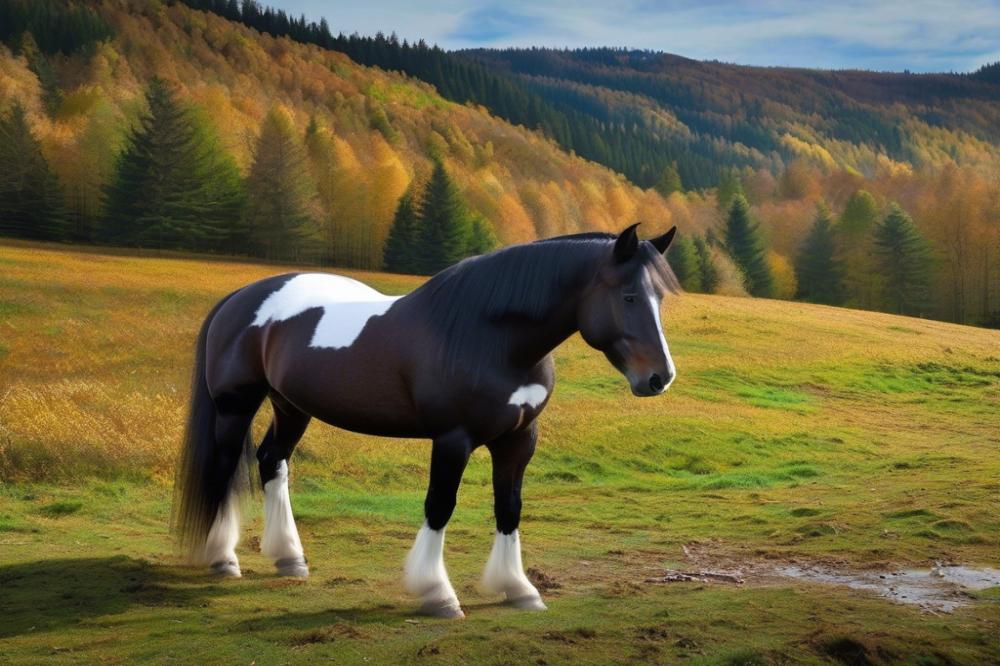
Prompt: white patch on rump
<box><xmin>262</xmin><ymin>460</ymin><xmax>305</xmax><ymax>565</ymax></box>
<box><xmin>404</xmin><ymin>523</ymin><xmax>462</xmax><ymax>616</ymax></box>
<box><xmin>508</xmin><ymin>384</ymin><xmax>547</xmax><ymax>409</ymax></box>
<box><xmin>251</xmin><ymin>273</ymin><xmax>400</xmax><ymax>349</ymax></box>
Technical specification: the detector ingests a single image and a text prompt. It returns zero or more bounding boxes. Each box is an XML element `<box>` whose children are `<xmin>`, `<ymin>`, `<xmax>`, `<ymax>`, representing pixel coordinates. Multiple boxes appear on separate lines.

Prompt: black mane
<box><xmin>412</xmin><ymin>233</ymin><xmax>678</xmax><ymax>382</ymax></box>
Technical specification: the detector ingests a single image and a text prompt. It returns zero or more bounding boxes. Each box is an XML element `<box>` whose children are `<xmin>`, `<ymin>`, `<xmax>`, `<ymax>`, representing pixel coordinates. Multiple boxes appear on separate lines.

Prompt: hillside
<box><xmin>461</xmin><ymin>48</ymin><xmax>1000</xmax><ymax>185</ymax></box>
<box><xmin>0</xmin><ymin>0</ymin><xmax>679</xmax><ymax>267</ymax></box>
<box><xmin>1</xmin><ymin>0</ymin><xmax>998</xmax><ymax>328</ymax></box>
<box><xmin>1</xmin><ymin>241</ymin><xmax>999</xmax><ymax>662</ymax></box>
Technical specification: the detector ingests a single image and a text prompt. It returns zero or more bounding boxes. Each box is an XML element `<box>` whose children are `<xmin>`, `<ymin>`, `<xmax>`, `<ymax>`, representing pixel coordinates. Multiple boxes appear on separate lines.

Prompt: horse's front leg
<box><xmin>404</xmin><ymin>429</ymin><xmax>471</xmax><ymax>618</ymax></box>
<box><xmin>482</xmin><ymin>421</ymin><xmax>546</xmax><ymax>610</ymax></box>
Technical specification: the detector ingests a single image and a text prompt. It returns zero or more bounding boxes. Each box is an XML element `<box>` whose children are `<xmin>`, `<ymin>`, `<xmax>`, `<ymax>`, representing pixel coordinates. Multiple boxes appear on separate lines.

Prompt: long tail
<box><xmin>171</xmin><ymin>292</ymin><xmax>253</xmax><ymax>560</ymax></box>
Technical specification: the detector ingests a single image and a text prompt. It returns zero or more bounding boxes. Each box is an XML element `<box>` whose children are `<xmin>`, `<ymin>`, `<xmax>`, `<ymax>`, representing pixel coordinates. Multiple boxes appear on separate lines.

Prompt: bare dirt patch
<box><xmin>642</xmin><ymin>542</ymin><xmax>1000</xmax><ymax>613</ymax></box>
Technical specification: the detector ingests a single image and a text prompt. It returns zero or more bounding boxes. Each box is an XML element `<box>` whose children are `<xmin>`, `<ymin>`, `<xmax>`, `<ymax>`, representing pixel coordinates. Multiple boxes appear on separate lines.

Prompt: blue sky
<box><xmin>266</xmin><ymin>0</ymin><xmax>1000</xmax><ymax>72</ymax></box>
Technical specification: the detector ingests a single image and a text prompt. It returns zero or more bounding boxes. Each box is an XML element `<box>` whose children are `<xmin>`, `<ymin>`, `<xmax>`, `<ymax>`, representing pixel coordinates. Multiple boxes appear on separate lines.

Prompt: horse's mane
<box><xmin>412</xmin><ymin>233</ymin><xmax>678</xmax><ymax>382</ymax></box>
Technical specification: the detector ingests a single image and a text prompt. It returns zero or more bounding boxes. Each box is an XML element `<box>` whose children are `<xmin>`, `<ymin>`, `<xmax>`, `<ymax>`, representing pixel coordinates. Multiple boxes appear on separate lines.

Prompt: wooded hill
<box><xmin>1</xmin><ymin>0</ymin><xmax>998</xmax><ymax>326</ymax></box>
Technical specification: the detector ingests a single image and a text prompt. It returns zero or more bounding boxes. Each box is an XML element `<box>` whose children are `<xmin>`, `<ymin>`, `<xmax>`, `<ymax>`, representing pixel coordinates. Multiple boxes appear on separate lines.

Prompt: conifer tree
<box><xmin>839</xmin><ymin>189</ymin><xmax>879</xmax><ymax>235</ymax></box>
<box><xmin>693</xmin><ymin>234</ymin><xmax>719</xmax><ymax>293</ymax></box>
<box><xmin>723</xmin><ymin>194</ymin><xmax>773</xmax><ymax>296</ymax></box>
<box><xmin>467</xmin><ymin>215</ymin><xmax>498</xmax><ymax>255</ymax></box>
<box><xmin>716</xmin><ymin>168</ymin><xmax>744</xmax><ymax>211</ymax></box>
<box><xmin>873</xmin><ymin>204</ymin><xmax>933</xmax><ymax>316</ymax></box>
<box><xmin>245</xmin><ymin>107</ymin><xmax>320</xmax><ymax>260</ymax></box>
<box><xmin>416</xmin><ymin>160</ymin><xmax>471</xmax><ymax>274</ymax></box>
<box><xmin>383</xmin><ymin>190</ymin><xmax>420</xmax><ymax>273</ymax></box>
<box><xmin>0</xmin><ymin>103</ymin><xmax>67</xmax><ymax>240</ymax></box>
<box><xmin>102</xmin><ymin>78</ymin><xmax>243</xmax><ymax>251</ymax></box>
<box><xmin>795</xmin><ymin>203</ymin><xmax>845</xmax><ymax>304</ymax></box>
<box><xmin>837</xmin><ymin>189</ymin><xmax>881</xmax><ymax>308</ymax></box>
<box><xmin>666</xmin><ymin>232</ymin><xmax>702</xmax><ymax>292</ymax></box>
<box><xmin>654</xmin><ymin>162</ymin><xmax>682</xmax><ymax>197</ymax></box>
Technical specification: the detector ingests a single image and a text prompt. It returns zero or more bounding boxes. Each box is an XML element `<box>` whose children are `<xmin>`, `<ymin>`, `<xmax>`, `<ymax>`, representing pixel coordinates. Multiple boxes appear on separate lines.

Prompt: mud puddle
<box><xmin>654</xmin><ymin>544</ymin><xmax>1000</xmax><ymax>613</ymax></box>
<box><xmin>772</xmin><ymin>564</ymin><xmax>1000</xmax><ymax>613</ymax></box>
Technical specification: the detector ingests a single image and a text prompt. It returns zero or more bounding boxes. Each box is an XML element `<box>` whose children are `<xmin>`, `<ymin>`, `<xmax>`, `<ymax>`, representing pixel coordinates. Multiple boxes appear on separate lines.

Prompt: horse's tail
<box><xmin>171</xmin><ymin>291</ymin><xmax>254</xmax><ymax>561</ymax></box>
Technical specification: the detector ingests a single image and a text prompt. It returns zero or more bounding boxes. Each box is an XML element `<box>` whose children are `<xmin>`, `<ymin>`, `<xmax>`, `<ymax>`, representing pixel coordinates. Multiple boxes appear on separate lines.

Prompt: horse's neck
<box><xmin>504</xmin><ymin>287</ymin><xmax>583</xmax><ymax>371</ymax></box>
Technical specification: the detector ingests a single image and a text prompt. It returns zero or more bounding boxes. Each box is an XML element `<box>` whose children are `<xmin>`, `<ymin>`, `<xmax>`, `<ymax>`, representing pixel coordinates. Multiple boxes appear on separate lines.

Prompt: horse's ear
<box><xmin>614</xmin><ymin>223</ymin><xmax>641</xmax><ymax>263</ymax></box>
<box><xmin>650</xmin><ymin>226</ymin><xmax>677</xmax><ymax>255</ymax></box>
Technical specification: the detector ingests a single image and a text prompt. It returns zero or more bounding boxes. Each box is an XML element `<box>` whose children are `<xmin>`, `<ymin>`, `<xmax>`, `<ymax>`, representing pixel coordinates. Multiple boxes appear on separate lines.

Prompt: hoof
<box><xmin>508</xmin><ymin>595</ymin><xmax>547</xmax><ymax>611</ymax></box>
<box><xmin>210</xmin><ymin>560</ymin><xmax>242</xmax><ymax>578</ymax></box>
<box><xmin>418</xmin><ymin>598</ymin><xmax>465</xmax><ymax>619</ymax></box>
<box><xmin>275</xmin><ymin>557</ymin><xmax>309</xmax><ymax>578</ymax></box>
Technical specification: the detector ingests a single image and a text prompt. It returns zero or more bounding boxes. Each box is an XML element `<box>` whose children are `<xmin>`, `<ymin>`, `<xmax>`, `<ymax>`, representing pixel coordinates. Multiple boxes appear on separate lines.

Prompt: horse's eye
<box><xmin>624</xmin><ymin>295</ymin><xmax>635</xmax><ymax>303</ymax></box>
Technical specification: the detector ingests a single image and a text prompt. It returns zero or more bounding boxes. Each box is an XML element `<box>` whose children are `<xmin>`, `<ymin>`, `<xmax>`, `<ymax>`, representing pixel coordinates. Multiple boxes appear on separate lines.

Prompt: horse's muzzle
<box><xmin>629</xmin><ymin>370</ymin><xmax>673</xmax><ymax>397</ymax></box>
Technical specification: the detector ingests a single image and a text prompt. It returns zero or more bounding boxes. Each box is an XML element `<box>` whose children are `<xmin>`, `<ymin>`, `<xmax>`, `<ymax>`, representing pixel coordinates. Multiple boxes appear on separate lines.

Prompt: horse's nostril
<box><xmin>649</xmin><ymin>374</ymin><xmax>664</xmax><ymax>393</ymax></box>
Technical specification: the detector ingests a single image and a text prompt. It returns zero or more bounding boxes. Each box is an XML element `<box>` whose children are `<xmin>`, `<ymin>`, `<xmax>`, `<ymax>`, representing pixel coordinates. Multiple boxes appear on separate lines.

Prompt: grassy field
<box><xmin>1</xmin><ymin>240</ymin><xmax>998</xmax><ymax>664</ymax></box>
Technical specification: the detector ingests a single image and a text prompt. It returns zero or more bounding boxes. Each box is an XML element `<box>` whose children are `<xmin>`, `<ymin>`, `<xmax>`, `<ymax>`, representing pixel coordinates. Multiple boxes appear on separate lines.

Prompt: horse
<box><xmin>173</xmin><ymin>223</ymin><xmax>678</xmax><ymax>618</ymax></box>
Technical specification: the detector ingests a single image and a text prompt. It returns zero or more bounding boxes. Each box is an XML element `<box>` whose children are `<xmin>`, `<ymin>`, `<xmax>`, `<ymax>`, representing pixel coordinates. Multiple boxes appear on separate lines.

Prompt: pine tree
<box><xmin>795</xmin><ymin>203</ymin><xmax>845</xmax><ymax>304</ymax></box>
<box><xmin>102</xmin><ymin>78</ymin><xmax>244</xmax><ymax>251</ymax></box>
<box><xmin>839</xmin><ymin>189</ymin><xmax>879</xmax><ymax>235</ymax></box>
<box><xmin>245</xmin><ymin>107</ymin><xmax>319</xmax><ymax>260</ymax></box>
<box><xmin>666</xmin><ymin>233</ymin><xmax>703</xmax><ymax>292</ymax></box>
<box><xmin>837</xmin><ymin>189</ymin><xmax>881</xmax><ymax>308</ymax></box>
<box><xmin>416</xmin><ymin>160</ymin><xmax>472</xmax><ymax>274</ymax></box>
<box><xmin>653</xmin><ymin>162</ymin><xmax>682</xmax><ymax>197</ymax></box>
<box><xmin>0</xmin><ymin>103</ymin><xmax>67</xmax><ymax>240</ymax></box>
<box><xmin>693</xmin><ymin>235</ymin><xmax>719</xmax><ymax>293</ymax></box>
<box><xmin>716</xmin><ymin>168</ymin><xmax>744</xmax><ymax>211</ymax></box>
<box><xmin>383</xmin><ymin>190</ymin><xmax>420</xmax><ymax>273</ymax></box>
<box><xmin>723</xmin><ymin>194</ymin><xmax>773</xmax><ymax>296</ymax></box>
<box><xmin>467</xmin><ymin>215</ymin><xmax>498</xmax><ymax>255</ymax></box>
<box><xmin>873</xmin><ymin>204</ymin><xmax>933</xmax><ymax>316</ymax></box>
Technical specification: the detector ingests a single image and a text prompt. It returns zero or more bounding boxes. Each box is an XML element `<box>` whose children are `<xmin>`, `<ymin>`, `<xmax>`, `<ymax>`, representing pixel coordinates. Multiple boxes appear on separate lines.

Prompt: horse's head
<box><xmin>578</xmin><ymin>224</ymin><xmax>678</xmax><ymax>397</ymax></box>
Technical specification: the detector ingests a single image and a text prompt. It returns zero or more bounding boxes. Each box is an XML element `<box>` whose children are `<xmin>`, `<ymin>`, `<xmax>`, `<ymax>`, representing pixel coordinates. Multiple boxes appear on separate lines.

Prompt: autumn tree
<box><xmin>245</xmin><ymin>107</ymin><xmax>320</xmax><ymax>260</ymax></box>
<box><xmin>873</xmin><ymin>204</ymin><xmax>933</xmax><ymax>316</ymax></box>
<box><xmin>667</xmin><ymin>233</ymin><xmax>703</xmax><ymax>292</ymax></box>
<box><xmin>723</xmin><ymin>194</ymin><xmax>773</xmax><ymax>297</ymax></box>
<box><xmin>102</xmin><ymin>78</ymin><xmax>243</xmax><ymax>251</ymax></box>
<box><xmin>795</xmin><ymin>204</ymin><xmax>845</xmax><ymax>305</ymax></box>
<box><xmin>0</xmin><ymin>103</ymin><xmax>67</xmax><ymax>240</ymax></box>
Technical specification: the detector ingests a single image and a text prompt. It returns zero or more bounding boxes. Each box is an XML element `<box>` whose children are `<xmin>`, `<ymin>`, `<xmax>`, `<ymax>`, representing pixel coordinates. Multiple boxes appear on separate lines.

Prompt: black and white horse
<box><xmin>174</xmin><ymin>224</ymin><xmax>678</xmax><ymax>617</ymax></box>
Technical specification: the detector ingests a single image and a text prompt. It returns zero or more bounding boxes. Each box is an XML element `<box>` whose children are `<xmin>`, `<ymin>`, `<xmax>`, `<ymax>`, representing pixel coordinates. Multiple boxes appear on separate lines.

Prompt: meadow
<box><xmin>0</xmin><ymin>240</ymin><xmax>998</xmax><ymax>664</ymax></box>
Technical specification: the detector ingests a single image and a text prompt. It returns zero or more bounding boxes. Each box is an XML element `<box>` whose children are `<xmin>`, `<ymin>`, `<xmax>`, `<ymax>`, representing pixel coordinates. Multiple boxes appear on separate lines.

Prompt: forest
<box><xmin>0</xmin><ymin>0</ymin><xmax>998</xmax><ymax>326</ymax></box>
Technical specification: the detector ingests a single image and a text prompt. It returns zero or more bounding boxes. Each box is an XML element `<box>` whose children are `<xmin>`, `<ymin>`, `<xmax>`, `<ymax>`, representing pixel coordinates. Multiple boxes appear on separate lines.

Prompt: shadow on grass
<box><xmin>0</xmin><ymin>555</ymin><xmax>234</xmax><ymax>638</ymax></box>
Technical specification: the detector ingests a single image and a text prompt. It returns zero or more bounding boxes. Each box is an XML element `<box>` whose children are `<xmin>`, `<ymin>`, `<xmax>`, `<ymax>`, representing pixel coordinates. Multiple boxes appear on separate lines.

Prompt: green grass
<box><xmin>1</xmin><ymin>241</ymin><xmax>999</xmax><ymax>664</ymax></box>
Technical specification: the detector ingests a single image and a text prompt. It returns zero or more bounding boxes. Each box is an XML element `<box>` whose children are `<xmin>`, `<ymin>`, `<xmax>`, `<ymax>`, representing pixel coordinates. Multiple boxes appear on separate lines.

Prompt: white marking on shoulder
<box><xmin>508</xmin><ymin>384</ymin><xmax>547</xmax><ymax>409</ymax></box>
<box><xmin>251</xmin><ymin>273</ymin><xmax>400</xmax><ymax>349</ymax></box>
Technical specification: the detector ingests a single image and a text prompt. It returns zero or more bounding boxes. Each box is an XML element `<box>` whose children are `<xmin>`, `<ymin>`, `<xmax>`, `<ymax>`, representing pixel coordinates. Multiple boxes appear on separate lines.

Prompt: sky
<box><xmin>266</xmin><ymin>0</ymin><xmax>1000</xmax><ymax>73</ymax></box>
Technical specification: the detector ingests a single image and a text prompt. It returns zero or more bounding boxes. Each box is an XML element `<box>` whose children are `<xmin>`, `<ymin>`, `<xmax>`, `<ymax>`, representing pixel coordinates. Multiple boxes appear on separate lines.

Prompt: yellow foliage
<box><xmin>767</xmin><ymin>251</ymin><xmax>797</xmax><ymax>300</ymax></box>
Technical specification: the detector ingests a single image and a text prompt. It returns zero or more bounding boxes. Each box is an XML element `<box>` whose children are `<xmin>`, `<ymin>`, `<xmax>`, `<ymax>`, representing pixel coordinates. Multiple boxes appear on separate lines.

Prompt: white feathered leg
<box><xmin>262</xmin><ymin>460</ymin><xmax>308</xmax><ymax>577</ymax></box>
<box><xmin>202</xmin><ymin>495</ymin><xmax>241</xmax><ymax>577</ymax></box>
<box><xmin>482</xmin><ymin>530</ymin><xmax>546</xmax><ymax>610</ymax></box>
<box><xmin>404</xmin><ymin>522</ymin><xmax>464</xmax><ymax>618</ymax></box>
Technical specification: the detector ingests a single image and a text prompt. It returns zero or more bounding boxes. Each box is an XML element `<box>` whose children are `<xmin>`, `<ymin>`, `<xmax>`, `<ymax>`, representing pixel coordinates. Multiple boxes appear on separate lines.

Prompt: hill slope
<box><xmin>0</xmin><ymin>0</ymin><xmax>680</xmax><ymax>268</ymax></box>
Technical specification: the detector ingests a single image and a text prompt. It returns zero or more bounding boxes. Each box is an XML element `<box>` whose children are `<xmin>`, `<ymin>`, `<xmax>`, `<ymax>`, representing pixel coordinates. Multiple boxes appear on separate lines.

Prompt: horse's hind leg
<box><xmin>202</xmin><ymin>400</ymin><xmax>261</xmax><ymax>578</ymax></box>
<box><xmin>482</xmin><ymin>421</ymin><xmax>546</xmax><ymax>610</ymax></box>
<box><xmin>257</xmin><ymin>393</ymin><xmax>312</xmax><ymax>577</ymax></box>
